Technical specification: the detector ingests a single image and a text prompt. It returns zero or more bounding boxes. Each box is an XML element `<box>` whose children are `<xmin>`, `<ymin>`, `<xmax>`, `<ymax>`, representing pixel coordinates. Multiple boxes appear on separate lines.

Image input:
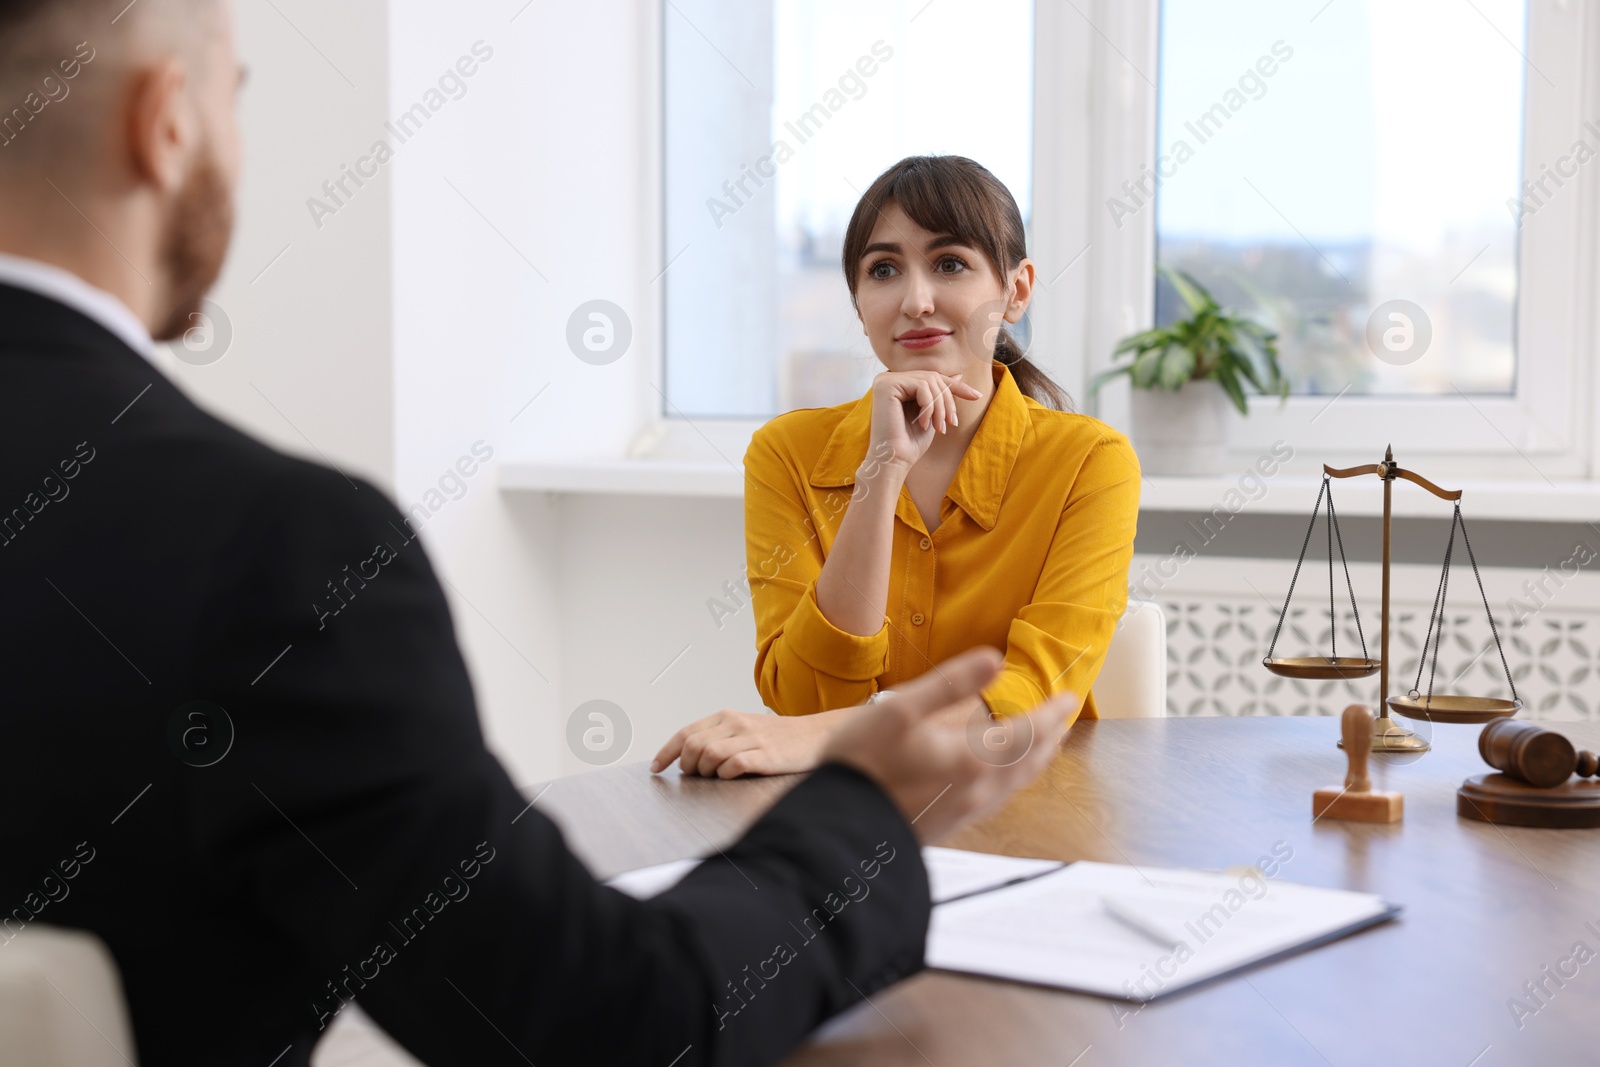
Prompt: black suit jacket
<box><xmin>0</xmin><ymin>282</ymin><xmax>929</xmax><ymax>1066</ymax></box>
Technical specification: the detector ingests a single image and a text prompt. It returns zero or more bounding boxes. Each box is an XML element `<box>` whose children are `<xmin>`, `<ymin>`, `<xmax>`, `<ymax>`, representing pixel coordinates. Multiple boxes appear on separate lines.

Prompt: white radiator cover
<box><xmin>1132</xmin><ymin>554</ymin><xmax>1600</xmax><ymax>722</ymax></box>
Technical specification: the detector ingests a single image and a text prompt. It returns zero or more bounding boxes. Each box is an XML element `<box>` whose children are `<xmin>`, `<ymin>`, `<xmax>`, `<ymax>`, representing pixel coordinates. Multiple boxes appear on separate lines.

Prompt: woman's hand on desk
<box><xmin>650</xmin><ymin>707</ymin><xmax>857</xmax><ymax>778</ymax></box>
<box><xmin>654</xmin><ymin>650</ymin><xmax>1074</xmax><ymax>844</ymax></box>
<box><xmin>870</xmin><ymin>370</ymin><xmax>984</xmax><ymax>469</ymax></box>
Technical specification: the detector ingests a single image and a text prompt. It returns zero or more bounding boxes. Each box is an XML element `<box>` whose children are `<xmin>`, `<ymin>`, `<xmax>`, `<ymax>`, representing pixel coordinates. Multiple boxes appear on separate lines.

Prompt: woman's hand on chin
<box><xmin>869</xmin><ymin>370</ymin><xmax>985</xmax><ymax>469</ymax></box>
<box><xmin>650</xmin><ymin>707</ymin><xmax>855</xmax><ymax>778</ymax></box>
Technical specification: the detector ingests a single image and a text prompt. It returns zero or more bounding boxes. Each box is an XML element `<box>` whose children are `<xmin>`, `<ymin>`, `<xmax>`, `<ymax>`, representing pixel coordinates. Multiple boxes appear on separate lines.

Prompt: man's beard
<box><xmin>152</xmin><ymin>142</ymin><xmax>234</xmax><ymax>342</ymax></box>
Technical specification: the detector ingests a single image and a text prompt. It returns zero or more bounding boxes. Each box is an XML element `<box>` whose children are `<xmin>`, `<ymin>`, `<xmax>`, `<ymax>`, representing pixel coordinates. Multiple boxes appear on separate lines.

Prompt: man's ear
<box><xmin>125</xmin><ymin>58</ymin><xmax>195</xmax><ymax>192</ymax></box>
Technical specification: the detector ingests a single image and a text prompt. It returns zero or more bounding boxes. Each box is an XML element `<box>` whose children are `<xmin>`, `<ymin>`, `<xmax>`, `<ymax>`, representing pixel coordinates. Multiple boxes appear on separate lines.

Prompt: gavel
<box><xmin>1479</xmin><ymin>720</ymin><xmax>1600</xmax><ymax>788</ymax></box>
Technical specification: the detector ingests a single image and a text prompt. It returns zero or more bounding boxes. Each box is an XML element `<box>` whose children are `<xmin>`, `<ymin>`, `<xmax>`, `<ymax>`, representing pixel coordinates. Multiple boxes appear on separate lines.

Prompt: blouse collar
<box><xmin>808</xmin><ymin>360</ymin><xmax>1030</xmax><ymax>532</ymax></box>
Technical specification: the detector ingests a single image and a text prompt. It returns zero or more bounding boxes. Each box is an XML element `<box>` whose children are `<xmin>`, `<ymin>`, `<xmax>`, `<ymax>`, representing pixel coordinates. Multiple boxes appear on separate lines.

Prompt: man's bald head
<box><xmin>0</xmin><ymin>0</ymin><xmax>240</xmax><ymax>343</ymax></box>
<box><xmin>0</xmin><ymin>0</ymin><xmax>225</xmax><ymax>168</ymax></box>
<box><xmin>0</xmin><ymin>0</ymin><xmax>224</xmax><ymax>72</ymax></box>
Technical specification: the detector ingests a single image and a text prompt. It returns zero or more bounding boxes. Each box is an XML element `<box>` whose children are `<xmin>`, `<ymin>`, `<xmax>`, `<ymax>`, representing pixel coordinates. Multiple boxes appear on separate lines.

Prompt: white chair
<box><xmin>1094</xmin><ymin>599</ymin><xmax>1168</xmax><ymax>718</ymax></box>
<box><xmin>0</xmin><ymin>925</ymin><xmax>139</xmax><ymax>1066</ymax></box>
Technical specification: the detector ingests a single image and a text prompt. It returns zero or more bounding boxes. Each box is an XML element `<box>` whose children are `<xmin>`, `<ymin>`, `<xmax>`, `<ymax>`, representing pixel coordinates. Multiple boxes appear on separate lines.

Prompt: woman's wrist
<box><xmin>810</xmin><ymin>705</ymin><xmax>863</xmax><ymax>729</ymax></box>
<box><xmin>812</xmin><ymin>705</ymin><xmax>865</xmax><ymax>749</ymax></box>
<box><xmin>856</xmin><ymin>452</ymin><xmax>910</xmax><ymax>489</ymax></box>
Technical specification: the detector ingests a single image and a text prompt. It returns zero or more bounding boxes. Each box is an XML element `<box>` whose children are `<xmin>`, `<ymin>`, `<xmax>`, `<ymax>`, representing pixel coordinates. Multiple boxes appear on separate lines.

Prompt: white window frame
<box><xmin>1054</xmin><ymin>0</ymin><xmax>1600</xmax><ymax>482</ymax></box>
<box><xmin>647</xmin><ymin>0</ymin><xmax>1065</xmax><ymax>465</ymax></box>
<box><xmin>639</xmin><ymin>0</ymin><xmax>1600</xmax><ymax>489</ymax></box>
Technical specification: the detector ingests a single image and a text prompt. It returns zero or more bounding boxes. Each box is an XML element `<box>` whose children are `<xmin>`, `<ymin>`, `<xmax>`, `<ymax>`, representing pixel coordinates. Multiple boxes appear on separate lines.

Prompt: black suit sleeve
<box><xmin>182</xmin><ymin>463</ymin><xmax>930</xmax><ymax>1067</ymax></box>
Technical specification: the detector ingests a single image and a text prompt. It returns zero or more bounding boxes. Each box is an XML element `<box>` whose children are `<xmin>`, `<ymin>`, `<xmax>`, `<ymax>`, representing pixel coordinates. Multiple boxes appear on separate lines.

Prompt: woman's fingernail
<box><xmin>649</xmin><ymin>760</ymin><xmax>660</xmax><ymax>772</ymax></box>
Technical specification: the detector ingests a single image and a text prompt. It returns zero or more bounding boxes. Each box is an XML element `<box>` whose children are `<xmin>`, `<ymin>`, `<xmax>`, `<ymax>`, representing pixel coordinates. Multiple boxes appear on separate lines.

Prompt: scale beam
<box><xmin>1322</xmin><ymin>461</ymin><xmax>1462</xmax><ymax>502</ymax></box>
<box><xmin>1266</xmin><ymin>448</ymin><xmax>1516</xmax><ymax>754</ymax></box>
<box><xmin>1322</xmin><ymin>463</ymin><xmax>1380</xmax><ymax>479</ymax></box>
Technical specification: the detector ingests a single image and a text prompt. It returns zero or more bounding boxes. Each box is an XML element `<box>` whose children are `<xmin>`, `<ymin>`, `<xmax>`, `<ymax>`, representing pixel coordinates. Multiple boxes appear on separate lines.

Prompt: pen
<box><xmin>1101</xmin><ymin>896</ymin><xmax>1185</xmax><ymax>950</ymax></box>
<box><xmin>934</xmin><ymin>863</ymin><xmax>1066</xmax><ymax>906</ymax></box>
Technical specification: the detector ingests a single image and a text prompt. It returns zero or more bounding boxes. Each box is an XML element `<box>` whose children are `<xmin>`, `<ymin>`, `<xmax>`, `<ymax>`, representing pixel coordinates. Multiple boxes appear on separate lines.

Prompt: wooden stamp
<box><xmin>1313</xmin><ymin>705</ymin><xmax>1403</xmax><ymax>823</ymax></box>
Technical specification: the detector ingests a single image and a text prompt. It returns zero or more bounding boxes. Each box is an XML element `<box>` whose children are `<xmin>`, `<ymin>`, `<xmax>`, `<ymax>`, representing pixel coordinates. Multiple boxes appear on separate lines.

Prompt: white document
<box><xmin>927</xmin><ymin>861</ymin><xmax>1398</xmax><ymax>1001</ymax></box>
<box><xmin>606</xmin><ymin>857</ymin><xmax>700</xmax><ymax>899</ymax></box>
<box><xmin>920</xmin><ymin>846</ymin><xmax>1063</xmax><ymax>904</ymax></box>
<box><xmin>606</xmin><ymin>847</ymin><xmax>1063</xmax><ymax>905</ymax></box>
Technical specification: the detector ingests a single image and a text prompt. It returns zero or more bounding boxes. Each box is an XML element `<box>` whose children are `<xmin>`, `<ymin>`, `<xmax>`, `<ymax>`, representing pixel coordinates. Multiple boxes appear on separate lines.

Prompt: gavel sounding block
<box><xmin>1458</xmin><ymin>774</ymin><xmax>1600</xmax><ymax>828</ymax></box>
<box><xmin>1313</xmin><ymin>786</ymin><xmax>1403</xmax><ymax>823</ymax></box>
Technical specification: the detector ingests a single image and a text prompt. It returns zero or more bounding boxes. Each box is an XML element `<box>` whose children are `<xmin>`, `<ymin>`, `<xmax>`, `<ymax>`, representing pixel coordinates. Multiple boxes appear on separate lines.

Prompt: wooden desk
<box><xmin>534</xmin><ymin>718</ymin><xmax>1600</xmax><ymax>1066</ymax></box>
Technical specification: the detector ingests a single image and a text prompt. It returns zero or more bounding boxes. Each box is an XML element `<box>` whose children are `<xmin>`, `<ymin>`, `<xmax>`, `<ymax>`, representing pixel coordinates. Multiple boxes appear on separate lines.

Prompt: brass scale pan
<box><xmin>1385</xmin><ymin>693</ymin><xmax>1521</xmax><ymax>725</ymax></box>
<box><xmin>1262</xmin><ymin>659</ymin><xmax>1520</xmax><ymax>722</ymax></box>
<box><xmin>1261</xmin><ymin>456</ymin><xmax>1521</xmax><ymax>726</ymax></box>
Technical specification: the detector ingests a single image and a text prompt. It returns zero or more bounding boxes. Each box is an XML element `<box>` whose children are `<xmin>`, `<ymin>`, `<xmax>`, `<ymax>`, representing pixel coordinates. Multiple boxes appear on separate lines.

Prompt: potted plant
<box><xmin>1094</xmin><ymin>267</ymin><xmax>1289</xmax><ymax>476</ymax></box>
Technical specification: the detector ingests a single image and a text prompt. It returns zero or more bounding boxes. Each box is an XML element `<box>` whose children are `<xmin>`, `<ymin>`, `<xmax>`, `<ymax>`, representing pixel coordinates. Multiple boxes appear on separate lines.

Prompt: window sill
<box><xmin>1141</xmin><ymin>474</ymin><xmax>1600</xmax><ymax>524</ymax></box>
<box><xmin>499</xmin><ymin>460</ymin><xmax>1600</xmax><ymax>523</ymax></box>
<box><xmin>499</xmin><ymin>458</ymin><xmax>742</xmax><ymax>498</ymax></box>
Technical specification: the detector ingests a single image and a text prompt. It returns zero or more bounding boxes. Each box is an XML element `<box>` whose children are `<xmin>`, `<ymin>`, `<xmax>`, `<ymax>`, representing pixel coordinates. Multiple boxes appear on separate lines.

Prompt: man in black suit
<box><xmin>0</xmin><ymin>1</ymin><xmax>1074</xmax><ymax>1063</ymax></box>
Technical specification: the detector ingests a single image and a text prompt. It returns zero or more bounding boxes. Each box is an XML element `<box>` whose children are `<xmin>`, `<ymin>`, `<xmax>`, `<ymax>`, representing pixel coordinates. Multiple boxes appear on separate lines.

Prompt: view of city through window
<box><xmin>1154</xmin><ymin>0</ymin><xmax>1525</xmax><ymax>397</ymax></box>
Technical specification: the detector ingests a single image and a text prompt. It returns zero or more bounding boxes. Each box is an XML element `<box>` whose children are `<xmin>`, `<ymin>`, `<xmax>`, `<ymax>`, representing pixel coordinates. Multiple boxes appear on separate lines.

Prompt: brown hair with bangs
<box><xmin>841</xmin><ymin>155</ymin><xmax>1070</xmax><ymax>410</ymax></box>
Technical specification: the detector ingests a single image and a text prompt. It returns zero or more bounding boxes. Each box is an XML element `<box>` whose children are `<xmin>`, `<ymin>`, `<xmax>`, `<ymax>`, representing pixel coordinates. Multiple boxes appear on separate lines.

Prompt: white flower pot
<box><xmin>1130</xmin><ymin>379</ymin><xmax>1233</xmax><ymax>476</ymax></box>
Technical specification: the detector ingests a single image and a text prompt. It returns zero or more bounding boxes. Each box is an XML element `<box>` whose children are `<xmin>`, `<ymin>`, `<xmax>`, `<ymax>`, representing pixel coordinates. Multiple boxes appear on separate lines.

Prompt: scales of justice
<box><xmin>1262</xmin><ymin>446</ymin><xmax>1521</xmax><ymax>755</ymax></box>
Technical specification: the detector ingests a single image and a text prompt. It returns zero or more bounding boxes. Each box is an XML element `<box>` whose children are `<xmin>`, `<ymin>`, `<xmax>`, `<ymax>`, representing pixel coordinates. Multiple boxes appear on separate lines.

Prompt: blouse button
<box><xmin>911</xmin><ymin>612</ymin><xmax>926</xmax><ymax>626</ymax></box>
<box><xmin>919</xmin><ymin>537</ymin><xmax>931</xmax><ymax>550</ymax></box>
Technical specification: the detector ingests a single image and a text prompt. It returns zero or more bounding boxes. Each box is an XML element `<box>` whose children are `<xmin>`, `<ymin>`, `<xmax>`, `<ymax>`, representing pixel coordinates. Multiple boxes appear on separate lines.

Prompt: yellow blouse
<box><xmin>744</xmin><ymin>361</ymin><xmax>1141</xmax><ymax>722</ymax></box>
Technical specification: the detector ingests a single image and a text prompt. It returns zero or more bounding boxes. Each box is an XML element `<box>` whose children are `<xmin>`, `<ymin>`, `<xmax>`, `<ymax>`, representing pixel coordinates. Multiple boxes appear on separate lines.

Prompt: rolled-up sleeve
<box><xmin>745</xmin><ymin>432</ymin><xmax>889</xmax><ymax>716</ymax></box>
<box><xmin>981</xmin><ymin>433</ymin><xmax>1141</xmax><ymax>721</ymax></box>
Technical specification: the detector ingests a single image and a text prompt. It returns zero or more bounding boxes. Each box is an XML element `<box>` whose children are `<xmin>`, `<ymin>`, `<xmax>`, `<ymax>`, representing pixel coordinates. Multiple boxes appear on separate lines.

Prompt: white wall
<box><xmin>148</xmin><ymin>0</ymin><xmax>756</xmax><ymax>793</ymax></box>
<box><xmin>386</xmin><ymin>0</ymin><xmax>760</xmax><ymax>786</ymax></box>
<box><xmin>552</xmin><ymin>494</ymin><xmax>763</xmax><ymax>758</ymax></box>
<box><xmin>157</xmin><ymin>0</ymin><xmax>395</xmax><ymax>486</ymax></box>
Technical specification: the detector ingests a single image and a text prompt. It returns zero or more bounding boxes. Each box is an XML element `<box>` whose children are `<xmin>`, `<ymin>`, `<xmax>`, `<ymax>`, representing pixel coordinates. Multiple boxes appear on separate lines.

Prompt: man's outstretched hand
<box><xmin>822</xmin><ymin>647</ymin><xmax>1074</xmax><ymax>844</ymax></box>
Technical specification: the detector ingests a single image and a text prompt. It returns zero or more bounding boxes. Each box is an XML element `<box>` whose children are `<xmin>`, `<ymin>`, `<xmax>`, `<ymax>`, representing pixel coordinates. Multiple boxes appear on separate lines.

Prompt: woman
<box><xmin>652</xmin><ymin>155</ymin><xmax>1140</xmax><ymax>778</ymax></box>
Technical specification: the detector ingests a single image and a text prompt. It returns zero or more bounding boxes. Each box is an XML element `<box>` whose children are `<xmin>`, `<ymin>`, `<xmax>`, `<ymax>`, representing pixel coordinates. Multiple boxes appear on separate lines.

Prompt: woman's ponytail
<box><xmin>995</xmin><ymin>327</ymin><xmax>1072</xmax><ymax>411</ymax></box>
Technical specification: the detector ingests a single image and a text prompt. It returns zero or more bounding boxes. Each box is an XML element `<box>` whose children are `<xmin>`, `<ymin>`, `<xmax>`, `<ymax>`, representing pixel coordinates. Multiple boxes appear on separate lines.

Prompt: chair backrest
<box><xmin>1094</xmin><ymin>599</ymin><xmax>1168</xmax><ymax>719</ymax></box>
<box><xmin>0</xmin><ymin>925</ymin><xmax>138</xmax><ymax>1066</ymax></box>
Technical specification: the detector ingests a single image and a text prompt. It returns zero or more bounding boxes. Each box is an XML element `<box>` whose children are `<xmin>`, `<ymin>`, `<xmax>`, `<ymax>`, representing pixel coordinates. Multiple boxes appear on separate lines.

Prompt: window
<box><xmin>1066</xmin><ymin>0</ymin><xmax>1593</xmax><ymax>478</ymax></box>
<box><xmin>1154</xmin><ymin>0</ymin><xmax>1525</xmax><ymax>398</ymax></box>
<box><xmin>662</xmin><ymin>0</ymin><xmax>1035</xmax><ymax>420</ymax></box>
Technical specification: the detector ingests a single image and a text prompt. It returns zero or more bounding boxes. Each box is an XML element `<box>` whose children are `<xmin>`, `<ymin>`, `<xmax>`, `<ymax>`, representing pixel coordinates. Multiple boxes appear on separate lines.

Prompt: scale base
<box><xmin>1335</xmin><ymin>713</ymin><xmax>1430</xmax><ymax>753</ymax></box>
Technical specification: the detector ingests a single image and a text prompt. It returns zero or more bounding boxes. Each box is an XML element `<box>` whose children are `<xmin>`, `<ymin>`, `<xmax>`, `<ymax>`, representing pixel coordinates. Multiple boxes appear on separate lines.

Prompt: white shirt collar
<box><xmin>0</xmin><ymin>253</ymin><xmax>156</xmax><ymax>362</ymax></box>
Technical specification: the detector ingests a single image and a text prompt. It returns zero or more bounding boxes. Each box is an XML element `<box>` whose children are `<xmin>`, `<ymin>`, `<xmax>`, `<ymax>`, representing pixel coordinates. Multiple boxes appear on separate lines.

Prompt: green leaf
<box><xmin>1237</xmin><ymin>319</ymin><xmax>1277</xmax><ymax>341</ymax></box>
<box><xmin>1110</xmin><ymin>267</ymin><xmax>1298</xmax><ymax>409</ymax></box>
<box><xmin>1113</xmin><ymin>326</ymin><xmax>1173</xmax><ymax>355</ymax></box>
<box><xmin>1213</xmin><ymin>364</ymin><xmax>1250</xmax><ymax>415</ymax></box>
<box><xmin>1160</xmin><ymin>267</ymin><xmax>1218</xmax><ymax>316</ymax></box>
<box><xmin>1222</xmin><ymin>313</ymin><xmax>1288</xmax><ymax>395</ymax></box>
<box><xmin>1228</xmin><ymin>338</ymin><xmax>1268</xmax><ymax>392</ymax></box>
<box><xmin>1158</xmin><ymin>345</ymin><xmax>1196</xmax><ymax>389</ymax></box>
<box><xmin>1256</xmin><ymin>339</ymin><xmax>1289</xmax><ymax>395</ymax></box>
<box><xmin>1130</xmin><ymin>345</ymin><xmax>1165</xmax><ymax>389</ymax></box>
